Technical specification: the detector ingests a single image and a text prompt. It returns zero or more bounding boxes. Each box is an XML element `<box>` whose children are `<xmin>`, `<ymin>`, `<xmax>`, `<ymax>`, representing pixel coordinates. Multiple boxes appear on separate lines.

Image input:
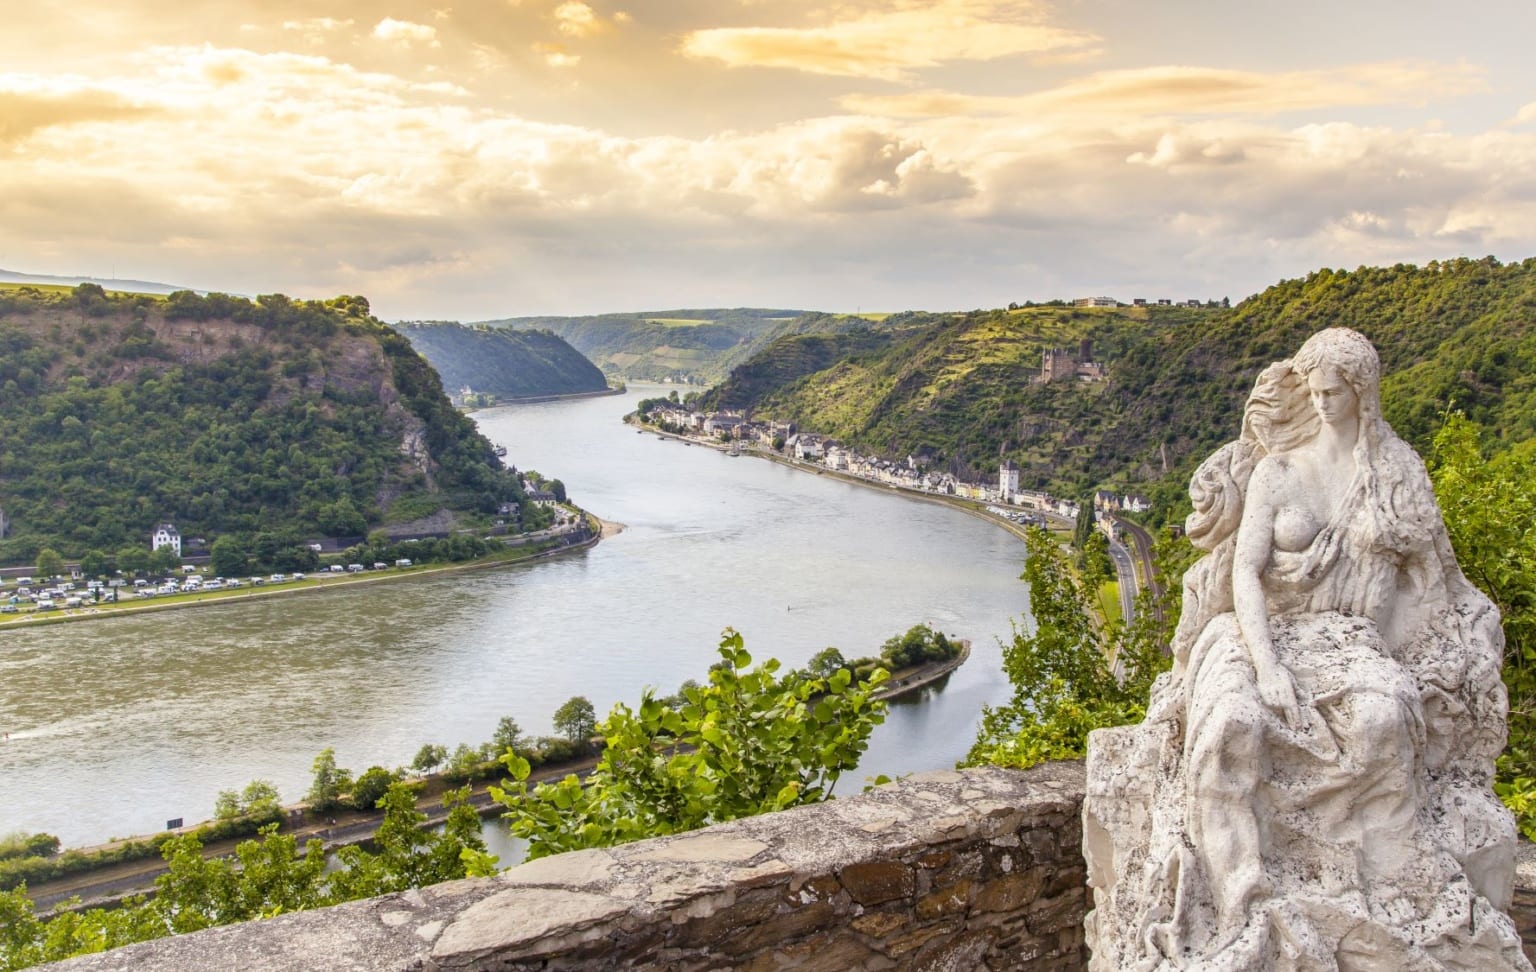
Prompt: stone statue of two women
<box><xmin>1084</xmin><ymin>328</ymin><xmax>1532</xmax><ymax>970</ymax></box>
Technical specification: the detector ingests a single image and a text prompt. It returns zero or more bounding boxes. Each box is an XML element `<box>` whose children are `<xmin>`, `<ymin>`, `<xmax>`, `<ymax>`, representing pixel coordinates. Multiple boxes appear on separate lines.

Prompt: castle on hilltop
<box><xmin>1038</xmin><ymin>339</ymin><xmax>1105</xmax><ymax>383</ymax></box>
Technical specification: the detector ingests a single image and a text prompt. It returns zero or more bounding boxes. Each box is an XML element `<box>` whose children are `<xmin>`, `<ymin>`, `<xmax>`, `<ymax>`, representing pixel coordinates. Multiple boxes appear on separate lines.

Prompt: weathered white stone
<box><xmin>431</xmin><ymin>888</ymin><xmax>629</xmax><ymax>964</ymax></box>
<box><xmin>910</xmin><ymin>769</ymin><xmax>965</xmax><ymax>784</ymax></box>
<box><xmin>630</xmin><ymin>833</ymin><xmax>769</xmax><ymax>863</ymax></box>
<box><xmin>414</xmin><ymin>919</ymin><xmax>443</xmax><ymax>942</ymax></box>
<box><xmin>1084</xmin><ymin>328</ymin><xmax>1533</xmax><ymax>970</ymax></box>
<box><xmin>498</xmin><ymin>846</ymin><xmax>619</xmax><ymax>889</ymax></box>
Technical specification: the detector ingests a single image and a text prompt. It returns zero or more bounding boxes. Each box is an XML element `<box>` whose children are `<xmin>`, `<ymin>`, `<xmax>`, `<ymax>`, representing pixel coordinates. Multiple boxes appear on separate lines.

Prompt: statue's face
<box><xmin>1306</xmin><ymin>366</ymin><xmax>1358</xmax><ymax>426</ymax></box>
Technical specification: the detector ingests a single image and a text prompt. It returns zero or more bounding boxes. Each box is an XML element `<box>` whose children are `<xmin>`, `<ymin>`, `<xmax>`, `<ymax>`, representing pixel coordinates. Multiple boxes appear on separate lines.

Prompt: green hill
<box><xmin>710</xmin><ymin>258</ymin><xmax>1536</xmax><ymax>513</ymax></box>
<box><xmin>477</xmin><ymin>308</ymin><xmax>813</xmax><ymax>383</ymax></box>
<box><xmin>0</xmin><ymin>285</ymin><xmax>542</xmax><ymax>564</ymax></box>
<box><xmin>393</xmin><ymin>322</ymin><xmax>609</xmax><ymax>401</ymax></box>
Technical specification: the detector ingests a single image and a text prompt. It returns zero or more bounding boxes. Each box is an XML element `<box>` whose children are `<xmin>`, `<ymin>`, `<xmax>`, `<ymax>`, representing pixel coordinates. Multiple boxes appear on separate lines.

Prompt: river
<box><xmin>0</xmin><ymin>386</ymin><xmax>1028</xmax><ymax>849</ymax></box>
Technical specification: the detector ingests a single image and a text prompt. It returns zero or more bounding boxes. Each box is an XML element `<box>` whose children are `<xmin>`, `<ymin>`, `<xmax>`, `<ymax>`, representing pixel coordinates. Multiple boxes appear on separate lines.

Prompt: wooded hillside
<box><xmin>393</xmin><ymin>322</ymin><xmax>608</xmax><ymax>400</ymax></box>
<box><xmin>0</xmin><ymin>286</ymin><xmax>533</xmax><ymax>564</ymax></box>
<box><xmin>710</xmin><ymin>258</ymin><xmax>1536</xmax><ymax>514</ymax></box>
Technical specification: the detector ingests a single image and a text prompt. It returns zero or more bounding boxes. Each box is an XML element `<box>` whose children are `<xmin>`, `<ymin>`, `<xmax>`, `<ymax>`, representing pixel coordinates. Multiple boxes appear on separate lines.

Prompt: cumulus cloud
<box><xmin>372</xmin><ymin>17</ymin><xmax>440</xmax><ymax>47</ymax></box>
<box><xmin>681</xmin><ymin>0</ymin><xmax>1096</xmax><ymax>81</ymax></box>
<box><xmin>553</xmin><ymin>1</ymin><xmax>600</xmax><ymax>36</ymax></box>
<box><xmin>2</xmin><ymin>15</ymin><xmax>1534</xmax><ymax>319</ymax></box>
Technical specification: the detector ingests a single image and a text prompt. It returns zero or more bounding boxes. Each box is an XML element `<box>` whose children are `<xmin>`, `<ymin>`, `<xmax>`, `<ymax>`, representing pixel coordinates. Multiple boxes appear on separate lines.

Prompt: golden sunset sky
<box><xmin>4</xmin><ymin>0</ymin><xmax>1535</xmax><ymax>319</ymax></box>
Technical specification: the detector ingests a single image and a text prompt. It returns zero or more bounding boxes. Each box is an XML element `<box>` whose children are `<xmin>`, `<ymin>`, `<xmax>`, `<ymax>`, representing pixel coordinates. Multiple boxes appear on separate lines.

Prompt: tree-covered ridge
<box><xmin>477</xmin><ymin>307</ymin><xmax>812</xmax><ymax>383</ymax></box>
<box><xmin>713</xmin><ymin>258</ymin><xmax>1536</xmax><ymax>513</ymax></box>
<box><xmin>0</xmin><ymin>286</ymin><xmax>530</xmax><ymax>564</ymax></box>
<box><xmin>392</xmin><ymin>322</ymin><xmax>608</xmax><ymax>401</ymax></box>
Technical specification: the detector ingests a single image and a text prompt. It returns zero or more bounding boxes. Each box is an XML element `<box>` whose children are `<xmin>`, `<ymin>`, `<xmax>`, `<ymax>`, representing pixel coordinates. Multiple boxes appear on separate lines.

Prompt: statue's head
<box><xmin>1243</xmin><ymin>327</ymin><xmax>1383</xmax><ymax>455</ymax></box>
<box><xmin>1290</xmin><ymin>327</ymin><xmax>1381</xmax><ymax>421</ymax></box>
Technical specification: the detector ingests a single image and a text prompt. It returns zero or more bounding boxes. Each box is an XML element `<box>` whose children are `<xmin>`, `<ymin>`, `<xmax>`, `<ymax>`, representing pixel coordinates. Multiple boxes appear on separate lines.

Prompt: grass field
<box><xmin>1096</xmin><ymin>579</ymin><xmax>1122</xmax><ymax>629</ymax></box>
<box><xmin>0</xmin><ymin>281</ymin><xmax>167</xmax><ymax>299</ymax></box>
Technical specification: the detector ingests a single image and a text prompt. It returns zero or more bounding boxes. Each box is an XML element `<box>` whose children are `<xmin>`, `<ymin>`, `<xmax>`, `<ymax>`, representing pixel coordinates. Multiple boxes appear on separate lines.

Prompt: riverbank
<box><xmin>0</xmin><ymin>521</ymin><xmax>610</xmax><ymax>631</ymax></box>
<box><xmin>22</xmin><ymin>641</ymin><xmax>968</xmax><ymax>914</ymax></box>
<box><xmin>632</xmin><ymin>417</ymin><xmax>1145</xmax><ymax>625</ymax></box>
<box><xmin>632</xmin><ymin>417</ymin><xmax>1053</xmax><ymax>543</ymax></box>
<box><xmin>464</xmin><ymin>386</ymin><xmax>625</xmax><ymax>412</ymax></box>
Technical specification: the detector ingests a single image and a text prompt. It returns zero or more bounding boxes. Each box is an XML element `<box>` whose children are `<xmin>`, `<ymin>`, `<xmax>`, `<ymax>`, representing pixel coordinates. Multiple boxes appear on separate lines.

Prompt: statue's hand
<box><xmin>1255</xmin><ymin>661</ymin><xmax>1301</xmax><ymax>728</ymax></box>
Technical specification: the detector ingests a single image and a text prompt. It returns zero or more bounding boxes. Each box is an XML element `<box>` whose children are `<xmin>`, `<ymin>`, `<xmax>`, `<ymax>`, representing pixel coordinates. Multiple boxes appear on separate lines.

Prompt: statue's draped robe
<box><xmin>1083</xmin><ymin>436</ymin><xmax>1529</xmax><ymax>971</ymax></box>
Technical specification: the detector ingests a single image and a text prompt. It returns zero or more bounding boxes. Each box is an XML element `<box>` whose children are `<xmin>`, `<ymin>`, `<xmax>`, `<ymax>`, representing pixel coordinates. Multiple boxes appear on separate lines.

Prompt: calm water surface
<box><xmin>0</xmin><ymin>387</ymin><xmax>1028</xmax><ymax>847</ymax></box>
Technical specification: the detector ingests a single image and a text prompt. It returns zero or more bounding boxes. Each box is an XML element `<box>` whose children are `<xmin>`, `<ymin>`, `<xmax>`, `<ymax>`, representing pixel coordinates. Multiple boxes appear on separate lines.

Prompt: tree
<box><xmin>348</xmin><ymin>767</ymin><xmax>396</xmax><ymax>811</ymax></box>
<box><xmin>1079</xmin><ymin>530</ymin><xmax>1114</xmax><ymax>588</ymax></box>
<box><xmin>548</xmin><ymin>479</ymin><xmax>567</xmax><ymax>504</ymax></box>
<box><xmin>79</xmin><ymin>549</ymin><xmax>112</xmax><ymax>580</ymax></box>
<box><xmin>305</xmin><ymin>748</ymin><xmax>351</xmax><ymax>814</ymax></box>
<box><xmin>444</xmin><ymin>743</ymin><xmax>485</xmax><ymax>780</ymax></box>
<box><xmin>965</xmin><ymin>527</ymin><xmax>1186</xmax><ymax>770</ymax></box>
<box><xmin>209</xmin><ymin>535</ymin><xmax>247</xmax><ymax>578</ymax></box>
<box><xmin>239</xmin><ymin>780</ymin><xmax>282</xmax><ymax>818</ymax></box>
<box><xmin>213</xmin><ymin>789</ymin><xmax>242</xmax><ymax>821</ymax></box>
<box><xmin>148</xmin><ymin>546</ymin><xmax>180</xmax><ymax>575</ymax></box>
<box><xmin>491</xmin><ymin>716</ymin><xmax>523</xmax><ymax>756</ymax></box>
<box><xmin>34</xmin><ymin>548</ymin><xmax>63</xmax><ymax>580</ymax></box>
<box><xmin>116</xmin><ymin>545</ymin><xmax>149</xmax><ymax>576</ymax></box>
<box><xmin>879</xmin><ymin>624</ymin><xmax>955</xmax><ymax>669</ymax></box>
<box><xmin>410</xmin><ymin>743</ymin><xmax>447</xmax><ymax>774</ymax></box>
<box><xmin>316</xmin><ymin>498</ymin><xmax>367</xmax><ymax>538</ymax></box>
<box><xmin>806</xmin><ymin>647</ymin><xmax>847</xmax><ymax>679</ymax></box>
<box><xmin>1073</xmin><ymin>498</ymin><xmax>1095</xmax><ymax>551</ymax></box>
<box><xmin>1428</xmin><ymin>414</ymin><xmax>1536</xmax><ymax>835</ymax></box>
<box><xmin>492</xmin><ymin>629</ymin><xmax>889</xmax><ymax>860</ymax></box>
<box><xmin>551</xmin><ymin>696</ymin><xmax>596</xmax><ymax>745</ymax></box>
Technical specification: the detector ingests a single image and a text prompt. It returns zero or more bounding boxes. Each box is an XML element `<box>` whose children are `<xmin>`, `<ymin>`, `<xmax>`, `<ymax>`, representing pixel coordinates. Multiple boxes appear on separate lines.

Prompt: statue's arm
<box><xmin>1233</xmin><ymin>460</ymin><xmax>1301</xmax><ymax>724</ymax></box>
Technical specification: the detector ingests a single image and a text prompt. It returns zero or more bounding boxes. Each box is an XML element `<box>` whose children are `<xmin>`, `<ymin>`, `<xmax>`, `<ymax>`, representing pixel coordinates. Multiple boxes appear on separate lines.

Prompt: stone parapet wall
<box><xmin>50</xmin><ymin>760</ymin><xmax>1536</xmax><ymax>970</ymax></box>
<box><xmin>52</xmin><ymin>762</ymin><xmax>1088</xmax><ymax>971</ymax></box>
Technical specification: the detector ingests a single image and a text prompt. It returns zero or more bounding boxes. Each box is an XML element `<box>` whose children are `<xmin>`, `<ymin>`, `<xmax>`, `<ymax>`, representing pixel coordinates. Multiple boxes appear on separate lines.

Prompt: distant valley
<box><xmin>393</xmin><ymin>322</ymin><xmax>610</xmax><ymax>403</ymax></box>
<box><xmin>476</xmin><ymin>307</ymin><xmax>888</xmax><ymax>384</ymax></box>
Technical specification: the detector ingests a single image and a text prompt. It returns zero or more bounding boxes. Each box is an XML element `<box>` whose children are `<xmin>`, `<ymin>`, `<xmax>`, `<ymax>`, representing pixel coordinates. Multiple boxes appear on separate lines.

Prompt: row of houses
<box><xmin>640</xmin><ymin>404</ymin><xmax>1153</xmax><ymax>522</ymax></box>
<box><xmin>1074</xmin><ymin>296</ymin><xmax>1231</xmax><ymax>308</ymax></box>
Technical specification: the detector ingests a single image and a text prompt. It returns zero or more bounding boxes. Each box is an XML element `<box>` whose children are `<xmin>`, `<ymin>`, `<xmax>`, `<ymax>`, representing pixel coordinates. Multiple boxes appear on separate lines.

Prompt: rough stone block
<box><xmin>839</xmin><ymin>860</ymin><xmax>915</xmax><ymax>906</ymax></box>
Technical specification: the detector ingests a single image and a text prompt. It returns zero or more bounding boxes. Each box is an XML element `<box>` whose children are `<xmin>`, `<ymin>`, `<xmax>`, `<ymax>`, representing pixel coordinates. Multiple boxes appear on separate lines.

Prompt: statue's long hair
<box><xmin>1177</xmin><ymin>328</ymin><xmax>1408</xmax><ymax>656</ymax></box>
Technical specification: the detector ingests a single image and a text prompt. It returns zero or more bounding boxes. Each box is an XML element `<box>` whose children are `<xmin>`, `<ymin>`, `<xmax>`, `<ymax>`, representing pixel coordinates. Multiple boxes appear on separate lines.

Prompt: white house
<box><xmin>151</xmin><ymin>523</ymin><xmax>181</xmax><ymax>557</ymax></box>
<box><xmin>789</xmin><ymin>434</ymin><xmax>825</xmax><ymax>461</ymax></box>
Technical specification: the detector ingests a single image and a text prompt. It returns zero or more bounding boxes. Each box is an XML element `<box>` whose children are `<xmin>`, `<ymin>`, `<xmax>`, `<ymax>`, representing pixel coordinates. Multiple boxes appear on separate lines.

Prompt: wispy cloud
<box><xmin>842</xmin><ymin>61</ymin><xmax>1489</xmax><ymax>119</ymax></box>
<box><xmin>681</xmin><ymin>0</ymin><xmax>1096</xmax><ymax>81</ymax></box>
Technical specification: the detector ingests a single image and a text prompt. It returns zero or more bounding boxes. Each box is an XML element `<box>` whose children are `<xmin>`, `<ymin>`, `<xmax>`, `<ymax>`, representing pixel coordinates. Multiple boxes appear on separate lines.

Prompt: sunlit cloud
<box><xmin>533</xmin><ymin>42</ymin><xmax>581</xmax><ymax>68</ymax></box>
<box><xmin>372</xmin><ymin>17</ymin><xmax>440</xmax><ymax>47</ymax></box>
<box><xmin>3</xmin><ymin>1</ymin><xmax>1535</xmax><ymax>318</ymax></box>
<box><xmin>681</xmin><ymin>0</ymin><xmax>1097</xmax><ymax>80</ymax></box>
<box><xmin>553</xmin><ymin>2</ymin><xmax>599</xmax><ymax>37</ymax></box>
<box><xmin>841</xmin><ymin>61</ymin><xmax>1488</xmax><ymax>119</ymax></box>
<box><xmin>282</xmin><ymin>18</ymin><xmax>353</xmax><ymax>33</ymax></box>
